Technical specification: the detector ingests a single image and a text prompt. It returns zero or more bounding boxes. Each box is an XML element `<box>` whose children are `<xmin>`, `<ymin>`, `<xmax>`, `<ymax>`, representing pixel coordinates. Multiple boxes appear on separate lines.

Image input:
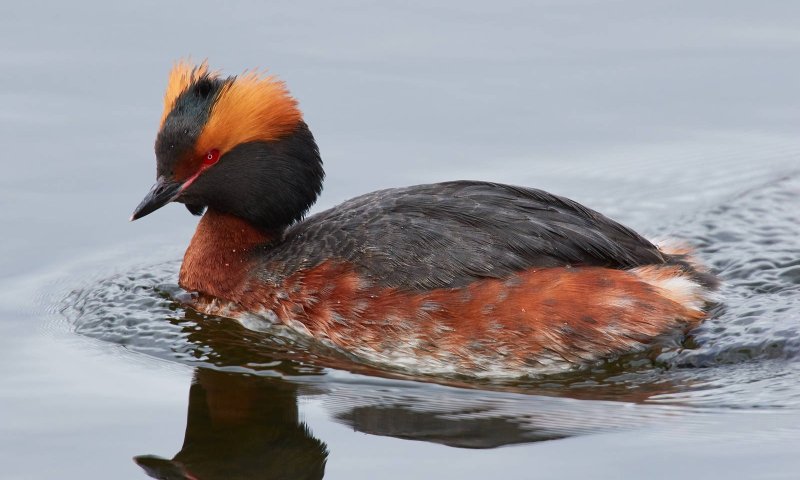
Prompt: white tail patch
<box><xmin>630</xmin><ymin>265</ymin><xmax>719</xmax><ymax>313</ymax></box>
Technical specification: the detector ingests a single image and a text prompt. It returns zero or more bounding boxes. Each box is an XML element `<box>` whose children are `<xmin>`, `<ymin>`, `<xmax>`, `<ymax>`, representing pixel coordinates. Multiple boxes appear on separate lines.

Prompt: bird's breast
<box><xmin>179</xmin><ymin>209</ymin><xmax>273</xmax><ymax>299</ymax></box>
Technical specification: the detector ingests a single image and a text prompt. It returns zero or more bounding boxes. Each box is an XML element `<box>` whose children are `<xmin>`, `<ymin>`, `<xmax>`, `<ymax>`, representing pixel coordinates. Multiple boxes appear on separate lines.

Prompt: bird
<box><xmin>131</xmin><ymin>61</ymin><xmax>718</xmax><ymax>378</ymax></box>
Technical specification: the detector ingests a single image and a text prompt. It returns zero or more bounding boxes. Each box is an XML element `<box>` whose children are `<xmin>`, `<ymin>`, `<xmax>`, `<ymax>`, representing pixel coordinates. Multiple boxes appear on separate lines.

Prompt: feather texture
<box><xmin>256</xmin><ymin>181</ymin><xmax>666</xmax><ymax>290</ymax></box>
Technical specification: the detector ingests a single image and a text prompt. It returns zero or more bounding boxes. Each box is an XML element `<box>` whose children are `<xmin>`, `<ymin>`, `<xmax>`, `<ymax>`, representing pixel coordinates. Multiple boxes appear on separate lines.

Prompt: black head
<box><xmin>131</xmin><ymin>61</ymin><xmax>324</xmax><ymax>233</ymax></box>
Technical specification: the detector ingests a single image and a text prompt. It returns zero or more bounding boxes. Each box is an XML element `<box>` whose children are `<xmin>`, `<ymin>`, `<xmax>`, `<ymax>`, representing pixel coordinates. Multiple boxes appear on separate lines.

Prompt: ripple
<box><xmin>659</xmin><ymin>174</ymin><xmax>800</xmax><ymax>370</ymax></box>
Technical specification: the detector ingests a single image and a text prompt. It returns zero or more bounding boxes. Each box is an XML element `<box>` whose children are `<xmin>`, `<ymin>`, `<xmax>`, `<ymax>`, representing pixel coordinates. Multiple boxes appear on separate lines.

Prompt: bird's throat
<box><xmin>179</xmin><ymin>209</ymin><xmax>273</xmax><ymax>299</ymax></box>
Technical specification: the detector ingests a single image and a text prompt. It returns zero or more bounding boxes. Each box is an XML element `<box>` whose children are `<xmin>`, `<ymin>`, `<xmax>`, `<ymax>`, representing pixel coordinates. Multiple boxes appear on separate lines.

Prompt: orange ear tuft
<box><xmin>195</xmin><ymin>69</ymin><xmax>303</xmax><ymax>158</ymax></box>
<box><xmin>160</xmin><ymin>59</ymin><xmax>217</xmax><ymax>127</ymax></box>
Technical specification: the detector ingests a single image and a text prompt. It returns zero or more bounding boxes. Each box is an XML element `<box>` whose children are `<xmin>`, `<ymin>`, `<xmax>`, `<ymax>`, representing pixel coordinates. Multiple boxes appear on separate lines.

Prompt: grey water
<box><xmin>2</xmin><ymin>1</ymin><xmax>799</xmax><ymax>479</ymax></box>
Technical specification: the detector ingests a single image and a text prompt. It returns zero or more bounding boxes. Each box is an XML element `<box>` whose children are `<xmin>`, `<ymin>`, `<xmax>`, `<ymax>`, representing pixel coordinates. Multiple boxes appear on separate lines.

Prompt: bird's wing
<box><xmin>264</xmin><ymin>181</ymin><xmax>664</xmax><ymax>290</ymax></box>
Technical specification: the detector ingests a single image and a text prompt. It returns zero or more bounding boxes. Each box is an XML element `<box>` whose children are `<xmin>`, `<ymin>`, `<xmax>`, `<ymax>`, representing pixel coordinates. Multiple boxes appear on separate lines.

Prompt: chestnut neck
<box><xmin>179</xmin><ymin>209</ymin><xmax>274</xmax><ymax>299</ymax></box>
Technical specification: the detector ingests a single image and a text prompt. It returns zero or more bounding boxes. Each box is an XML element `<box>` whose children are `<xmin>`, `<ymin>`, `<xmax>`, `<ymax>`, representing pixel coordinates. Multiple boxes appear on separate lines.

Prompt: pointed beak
<box><xmin>130</xmin><ymin>176</ymin><xmax>183</xmax><ymax>221</ymax></box>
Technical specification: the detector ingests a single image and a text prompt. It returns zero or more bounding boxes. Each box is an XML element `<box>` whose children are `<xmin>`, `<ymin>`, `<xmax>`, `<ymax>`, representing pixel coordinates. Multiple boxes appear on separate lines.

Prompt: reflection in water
<box><xmin>134</xmin><ymin>367</ymin><xmax>663</xmax><ymax>479</ymax></box>
<box><xmin>135</xmin><ymin>369</ymin><xmax>328</xmax><ymax>480</ymax></box>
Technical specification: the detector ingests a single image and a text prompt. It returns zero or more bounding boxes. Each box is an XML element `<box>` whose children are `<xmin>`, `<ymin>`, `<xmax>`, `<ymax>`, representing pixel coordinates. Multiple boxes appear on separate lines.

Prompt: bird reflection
<box><xmin>135</xmin><ymin>368</ymin><xmax>328</xmax><ymax>480</ymax></box>
<box><xmin>134</xmin><ymin>293</ymin><xmax>692</xmax><ymax>479</ymax></box>
<box><xmin>134</xmin><ymin>365</ymin><xmax>558</xmax><ymax>480</ymax></box>
<box><xmin>135</xmin><ymin>363</ymin><xmax>693</xmax><ymax>480</ymax></box>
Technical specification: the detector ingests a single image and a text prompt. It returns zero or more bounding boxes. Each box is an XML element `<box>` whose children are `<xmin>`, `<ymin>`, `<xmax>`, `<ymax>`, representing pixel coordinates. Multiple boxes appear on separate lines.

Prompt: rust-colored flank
<box><xmin>185</xmin><ymin>235</ymin><xmax>709</xmax><ymax>376</ymax></box>
<box><xmin>237</xmin><ymin>263</ymin><xmax>706</xmax><ymax>374</ymax></box>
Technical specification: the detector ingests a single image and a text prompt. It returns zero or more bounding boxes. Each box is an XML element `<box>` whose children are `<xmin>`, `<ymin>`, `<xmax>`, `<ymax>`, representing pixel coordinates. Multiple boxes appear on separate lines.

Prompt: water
<box><xmin>2</xmin><ymin>1</ymin><xmax>799</xmax><ymax>479</ymax></box>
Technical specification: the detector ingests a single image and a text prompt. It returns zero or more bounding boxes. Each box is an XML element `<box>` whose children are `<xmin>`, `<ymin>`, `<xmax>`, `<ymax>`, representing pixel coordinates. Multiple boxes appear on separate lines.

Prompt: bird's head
<box><xmin>131</xmin><ymin>61</ymin><xmax>323</xmax><ymax>231</ymax></box>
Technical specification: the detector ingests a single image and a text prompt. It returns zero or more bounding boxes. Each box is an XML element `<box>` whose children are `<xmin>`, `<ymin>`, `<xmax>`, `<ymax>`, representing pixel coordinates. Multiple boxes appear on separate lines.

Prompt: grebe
<box><xmin>131</xmin><ymin>61</ymin><xmax>717</xmax><ymax>377</ymax></box>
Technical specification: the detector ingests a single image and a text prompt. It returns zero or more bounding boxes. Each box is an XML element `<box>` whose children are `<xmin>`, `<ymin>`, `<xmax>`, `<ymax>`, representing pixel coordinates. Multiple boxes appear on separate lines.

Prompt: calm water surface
<box><xmin>1</xmin><ymin>1</ymin><xmax>799</xmax><ymax>479</ymax></box>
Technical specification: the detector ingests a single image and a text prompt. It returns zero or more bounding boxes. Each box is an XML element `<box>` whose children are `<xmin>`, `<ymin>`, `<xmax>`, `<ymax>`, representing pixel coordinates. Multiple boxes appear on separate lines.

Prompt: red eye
<box><xmin>202</xmin><ymin>149</ymin><xmax>220</xmax><ymax>167</ymax></box>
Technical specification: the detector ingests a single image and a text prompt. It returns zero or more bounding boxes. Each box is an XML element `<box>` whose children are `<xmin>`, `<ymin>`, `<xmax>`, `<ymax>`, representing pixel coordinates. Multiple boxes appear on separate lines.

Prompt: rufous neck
<box><xmin>179</xmin><ymin>209</ymin><xmax>273</xmax><ymax>298</ymax></box>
